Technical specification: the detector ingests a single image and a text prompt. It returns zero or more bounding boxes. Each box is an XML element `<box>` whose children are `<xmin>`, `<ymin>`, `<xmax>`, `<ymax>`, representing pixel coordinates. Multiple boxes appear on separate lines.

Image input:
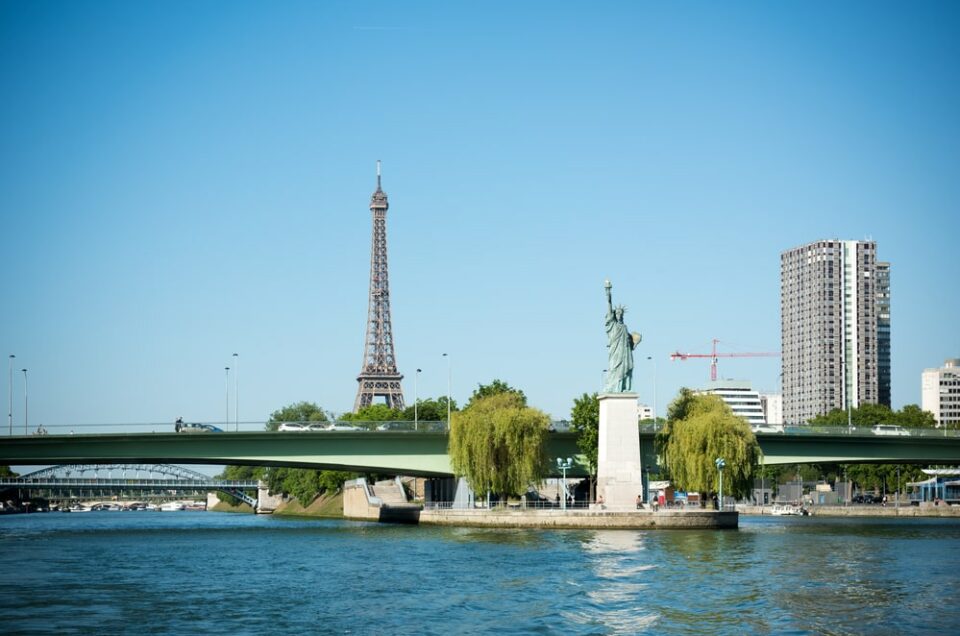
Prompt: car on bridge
<box><xmin>177</xmin><ymin>423</ymin><xmax>223</xmax><ymax>434</ymax></box>
<box><xmin>751</xmin><ymin>423</ymin><xmax>784</xmax><ymax>434</ymax></box>
<box><xmin>872</xmin><ymin>424</ymin><xmax>910</xmax><ymax>436</ymax></box>
<box><xmin>278</xmin><ymin>423</ymin><xmax>308</xmax><ymax>432</ymax></box>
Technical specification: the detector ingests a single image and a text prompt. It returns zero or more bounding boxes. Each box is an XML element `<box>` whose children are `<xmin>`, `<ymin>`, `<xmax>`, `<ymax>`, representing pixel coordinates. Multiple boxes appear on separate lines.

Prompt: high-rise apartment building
<box><xmin>921</xmin><ymin>359</ymin><xmax>960</xmax><ymax>429</ymax></box>
<box><xmin>781</xmin><ymin>240</ymin><xmax>888</xmax><ymax>424</ymax></box>
<box><xmin>876</xmin><ymin>261</ymin><xmax>891</xmax><ymax>407</ymax></box>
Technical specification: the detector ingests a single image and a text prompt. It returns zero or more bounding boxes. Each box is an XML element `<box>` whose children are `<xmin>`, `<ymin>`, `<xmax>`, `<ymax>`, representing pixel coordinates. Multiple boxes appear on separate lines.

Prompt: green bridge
<box><xmin>2</xmin><ymin>428</ymin><xmax>959</xmax><ymax>476</ymax></box>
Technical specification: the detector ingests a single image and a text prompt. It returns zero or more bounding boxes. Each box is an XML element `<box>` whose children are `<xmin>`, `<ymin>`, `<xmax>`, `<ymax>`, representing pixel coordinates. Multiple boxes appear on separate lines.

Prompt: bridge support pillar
<box><xmin>596</xmin><ymin>393</ymin><xmax>645</xmax><ymax>510</ymax></box>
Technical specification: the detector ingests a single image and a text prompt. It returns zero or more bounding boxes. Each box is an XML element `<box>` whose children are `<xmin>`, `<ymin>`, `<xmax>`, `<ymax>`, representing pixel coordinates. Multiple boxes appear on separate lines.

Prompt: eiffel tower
<box><xmin>354</xmin><ymin>161</ymin><xmax>405</xmax><ymax>412</ymax></box>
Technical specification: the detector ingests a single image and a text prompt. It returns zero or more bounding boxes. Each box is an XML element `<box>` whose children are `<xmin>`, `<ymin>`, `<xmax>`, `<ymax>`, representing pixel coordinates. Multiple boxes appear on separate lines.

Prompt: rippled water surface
<box><xmin>1</xmin><ymin>512</ymin><xmax>958</xmax><ymax>635</ymax></box>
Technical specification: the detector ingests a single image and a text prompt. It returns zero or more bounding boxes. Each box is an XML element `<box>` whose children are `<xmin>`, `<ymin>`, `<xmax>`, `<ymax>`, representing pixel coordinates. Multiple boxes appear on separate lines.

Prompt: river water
<box><xmin>1</xmin><ymin>512</ymin><xmax>958</xmax><ymax>635</ymax></box>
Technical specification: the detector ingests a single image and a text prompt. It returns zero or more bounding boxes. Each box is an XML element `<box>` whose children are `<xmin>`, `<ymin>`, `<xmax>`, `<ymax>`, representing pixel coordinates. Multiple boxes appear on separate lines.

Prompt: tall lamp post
<box><xmin>414</xmin><ymin>368</ymin><xmax>421</xmax><ymax>431</ymax></box>
<box><xmin>715</xmin><ymin>457</ymin><xmax>726</xmax><ymax>511</ymax></box>
<box><xmin>557</xmin><ymin>457</ymin><xmax>573</xmax><ymax>511</ymax></box>
<box><xmin>224</xmin><ymin>366</ymin><xmax>230</xmax><ymax>428</ymax></box>
<box><xmin>601</xmin><ymin>369</ymin><xmax>607</xmax><ymax>392</ymax></box>
<box><xmin>7</xmin><ymin>354</ymin><xmax>14</xmax><ymax>435</ymax></box>
<box><xmin>22</xmin><ymin>368</ymin><xmax>28</xmax><ymax>435</ymax></box>
<box><xmin>232</xmin><ymin>353</ymin><xmax>239</xmax><ymax>431</ymax></box>
<box><xmin>647</xmin><ymin>355</ymin><xmax>658</xmax><ymax>429</ymax></box>
<box><xmin>442</xmin><ymin>353</ymin><xmax>451</xmax><ymax>429</ymax></box>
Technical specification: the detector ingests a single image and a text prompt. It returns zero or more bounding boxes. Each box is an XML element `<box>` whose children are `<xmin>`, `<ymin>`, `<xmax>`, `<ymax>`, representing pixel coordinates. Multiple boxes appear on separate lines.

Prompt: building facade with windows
<box><xmin>699</xmin><ymin>380</ymin><xmax>766</xmax><ymax>426</ymax></box>
<box><xmin>876</xmin><ymin>261</ymin><xmax>891</xmax><ymax>407</ymax></box>
<box><xmin>759</xmin><ymin>392</ymin><xmax>783</xmax><ymax>425</ymax></box>
<box><xmin>781</xmin><ymin>240</ymin><xmax>888</xmax><ymax>424</ymax></box>
<box><xmin>921</xmin><ymin>359</ymin><xmax>960</xmax><ymax>429</ymax></box>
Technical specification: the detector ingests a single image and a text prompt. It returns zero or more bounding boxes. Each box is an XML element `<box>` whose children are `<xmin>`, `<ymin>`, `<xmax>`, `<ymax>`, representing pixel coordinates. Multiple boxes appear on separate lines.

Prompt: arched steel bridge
<box><xmin>2</xmin><ymin>427</ymin><xmax>960</xmax><ymax>477</ymax></box>
<box><xmin>0</xmin><ymin>463</ymin><xmax>260</xmax><ymax>506</ymax></box>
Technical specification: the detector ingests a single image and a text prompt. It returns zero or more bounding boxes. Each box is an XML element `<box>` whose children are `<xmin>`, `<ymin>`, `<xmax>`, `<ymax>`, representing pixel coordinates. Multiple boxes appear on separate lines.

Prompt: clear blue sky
<box><xmin>2</xmin><ymin>1</ymin><xmax>958</xmax><ymax>431</ymax></box>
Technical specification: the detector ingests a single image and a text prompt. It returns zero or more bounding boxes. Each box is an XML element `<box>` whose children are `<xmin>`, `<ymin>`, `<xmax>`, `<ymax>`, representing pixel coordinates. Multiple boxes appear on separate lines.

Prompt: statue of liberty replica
<box><xmin>604</xmin><ymin>279</ymin><xmax>641</xmax><ymax>393</ymax></box>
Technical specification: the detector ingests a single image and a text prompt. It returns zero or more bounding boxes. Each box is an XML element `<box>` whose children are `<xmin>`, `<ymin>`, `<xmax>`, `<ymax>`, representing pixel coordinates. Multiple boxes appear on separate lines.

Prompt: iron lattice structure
<box><xmin>354</xmin><ymin>163</ymin><xmax>405</xmax><ymax>412</ymax></box>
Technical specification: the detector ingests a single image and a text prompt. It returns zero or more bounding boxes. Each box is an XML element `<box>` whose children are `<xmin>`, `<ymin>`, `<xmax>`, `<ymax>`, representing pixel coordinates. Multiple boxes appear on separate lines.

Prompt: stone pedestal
<box><xmin>596</xmin><ymin>393</ymin><xmax>644</xmax><ymax>510</ymax></box>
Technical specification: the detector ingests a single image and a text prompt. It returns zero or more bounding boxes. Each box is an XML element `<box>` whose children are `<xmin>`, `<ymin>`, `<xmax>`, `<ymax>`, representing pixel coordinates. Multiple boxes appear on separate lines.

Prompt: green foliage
<box><xmin>808</xmin><ymin>403</ymin><xmax>937</xmax><ymax>429</ymax></box>
<box><xmin>264</xmin><ymin>466</ymin><xmax>353</xmax><ymax>505</ymax></box>
<box><xmin>250</xmin><ymin>401</ymin><xmax>350</xmax><ymax>504</ymax></box>
<box><xmin>0</xmin><ymin>465</ymin><xmax>18</xmax><ymax>478</ymax></box>
<box><xmin>657</xmin><ymin>392</ymin><xmax>761</xmax><ymax>498</ymax></box>
<box><xmin>265</xmin><ymin>401</ymin><xmax>329</xmax><ymax>431</ymax></box>
<box><xmin>570</xmin><ymin>393</ymin><xmax>599</xmax><ymax>476</ymax></box>
<box><xmin>449</xmin><ymin>391</ymin><xmax>549</xmax><ymax>498</ymax></box>
<box><xmin>666</xmin><ymin>387</ymin><xmax>698</xmax><ymax>423</ymax></box>
<box><xmin>465</xmin><ymin>379</ymin><xmax>527</xmax><ymax>409</ymax></box>
<box><xmin>843</xmin><ymin>464</ymin><xmax>924</xmax><ymax>491</ymax></box>
<box><xmin>400</xmin><ymin>396</ymin><xmax>458</xmax><ymax>422</ymax></box>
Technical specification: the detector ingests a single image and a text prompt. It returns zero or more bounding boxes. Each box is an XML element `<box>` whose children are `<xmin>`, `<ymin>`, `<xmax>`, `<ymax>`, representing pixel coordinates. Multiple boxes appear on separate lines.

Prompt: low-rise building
<box><xmin>699</xmin><ymin>380</ymin><xmax>766</xmax><ymax>426</ymax></box>
<box><xmin>759</xmin><ymin>392</ymin><xmax>783</xmax><ymax>425</ymax></box>
<box><xmin>921</xmin><ymin>359</ymin><xmax>960</xmax><ymax>428</ymax></box>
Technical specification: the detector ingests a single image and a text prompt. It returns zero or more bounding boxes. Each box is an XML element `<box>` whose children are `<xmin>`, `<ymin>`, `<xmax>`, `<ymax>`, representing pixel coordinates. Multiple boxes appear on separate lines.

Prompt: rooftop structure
<box><xmin>698</xmin><ymin>380</ymin><xmax>766</xmax><ymax>426</ymax></box>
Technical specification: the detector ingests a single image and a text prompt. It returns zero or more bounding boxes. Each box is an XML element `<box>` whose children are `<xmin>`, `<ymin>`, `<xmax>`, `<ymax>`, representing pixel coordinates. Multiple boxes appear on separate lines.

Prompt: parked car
<box><xmin>751</xmin><ymin>423</ymin><xmax>784</xmax><ymax>434</ymax></box>
<box><xmin>177</xmin><ymin>423</ymin><xmax>223</xmax><ymax>434</ymax></box>
<box><xmin>278</xmin><ymin>423</ymin><xmax>307</xmax><ymax>432</ymax></box>
<box><xmin>871</xmin><ymin>424</ymin><xmax>910</xmax><ymax>436</ymax></box>
<box><xmin>306</xmin><ymin>423</ymin><xmax>329</xmax><ymax>432</ymax></box>
<box><xmin>324</xmin><ymin>424</ymin><xmax>361</xmax><ymax>431</ymax></box>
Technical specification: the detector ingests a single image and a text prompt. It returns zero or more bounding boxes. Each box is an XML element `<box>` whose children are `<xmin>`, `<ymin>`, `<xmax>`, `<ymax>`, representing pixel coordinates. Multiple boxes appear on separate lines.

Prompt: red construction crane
<box><xmin>670</xmin><ymin>339</ymin><xmax>780</xmax><ymax>381</ymax></box>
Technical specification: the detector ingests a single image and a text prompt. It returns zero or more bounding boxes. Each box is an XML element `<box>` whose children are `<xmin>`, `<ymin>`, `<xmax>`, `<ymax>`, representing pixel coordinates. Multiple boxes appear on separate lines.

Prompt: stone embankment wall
<box><xmin>740</xmin><ymin>505</ymin><xmax>960</xmax><ymax>517</ymax></box>
<box><xmin>418</xmin><ymin>509</ymin><xmax>738</xmax><ymax>529</ymax></box>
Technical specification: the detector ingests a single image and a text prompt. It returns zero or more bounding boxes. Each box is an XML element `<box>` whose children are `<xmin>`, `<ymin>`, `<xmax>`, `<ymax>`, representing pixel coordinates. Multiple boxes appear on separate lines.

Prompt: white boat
<box><xmin>160</xmin><ymin>502</ymin><xmax>186</xmax><ymax>511</ymax></box>
<box><xmin>771</xmin><ymin>504</ymin><xmax>808</xmax><ymax>516</ymax></box>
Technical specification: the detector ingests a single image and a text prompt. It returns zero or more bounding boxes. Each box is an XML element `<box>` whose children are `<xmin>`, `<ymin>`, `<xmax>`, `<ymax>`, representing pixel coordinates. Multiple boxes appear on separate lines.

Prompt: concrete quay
<box><xmin>418</xmin><ymin>508</ymin><xmax>738</xmax><ymax>529</ymax></box>
<box><xmin>740</xmin><ymin>504</ymin><xmax>960</xmax><ymax>518</ymax></box>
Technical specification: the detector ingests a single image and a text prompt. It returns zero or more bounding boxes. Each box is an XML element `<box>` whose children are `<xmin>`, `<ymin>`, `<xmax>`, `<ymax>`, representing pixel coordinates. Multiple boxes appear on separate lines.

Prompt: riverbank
<box><xmin>740</xmin><ymin>504</ymin><xmax>960</xmax><ymax>517</ymax></box>
<box><xmin>418</xmin><ymin>508</ymin><xmax>738</xmax><ymax>529</ymax></box>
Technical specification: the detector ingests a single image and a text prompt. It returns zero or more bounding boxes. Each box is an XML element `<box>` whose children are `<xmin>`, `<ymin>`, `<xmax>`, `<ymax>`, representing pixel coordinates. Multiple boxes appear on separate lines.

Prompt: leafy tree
<box><xmin>570</xmin><ymin>393</ymin><xmax>599</xmax><ymax>495</ymax></box>
<box><xmin>265</xmin><ymin>401</ymin><xmax>329</xmax><ymax>431</ymax></box>
<box><xmin>223</xmin><ymin>401</ymin><xmax>351</xmax><ymax>506</ymax></box>
<box><xmin>449</xmin><ymin>391</ymin><xmax>549</xmax><ymax>499</ymax></box>
<box><xmin>0</xmin><ymin>465</ymin><xmax>17</xmax><ymax>478</ymax></box>
<box><xmin>465</xmin><ymin>379</ymin><xmax>527</xmax><ymax>409</ymax></box>
<box><xmin>400</xmin><ymin>396</ymin><xmax>458</xmax><ymax>422</ymax></box>
<box><xmin>896</xmin><ymin>405</ymin><xmax>937</xmax><ymax>429</ymax></box>
<box><xmin>808</xmin><ymin>403</ymin><xmax>937</xmax><ymax>429</ymax></box>
<box><xmin>666</xmin><ymin>387</ymin><xmax>698</xmax><ymax>422</ymax></box>
<box><xmin>342</xmin><ymin>404</ymin><xmax>401</xmax><ymax>428</ymax></box>
<box><xmin>657</xmin><ymin>392</ymin><xmax>761</xmax><ymax>500</ymax></box>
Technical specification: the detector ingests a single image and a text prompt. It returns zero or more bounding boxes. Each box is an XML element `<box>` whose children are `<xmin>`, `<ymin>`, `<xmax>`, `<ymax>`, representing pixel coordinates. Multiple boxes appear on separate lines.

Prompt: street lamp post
<box><xmin>715</xmin><ymin>457</ymin><xmax>726</xmax><ymax>511</ymax></box>
<box><xmin>647</xmin><ymin>356</ymin><xmax>658</xmax><ymax>429</ymax></box>
<box><xmin>233</xmin><ymin>353</ymin><xmax>239</xmax><ymax>432</ymax></box>
<box><xmin>7</xmin><ymin>354</ymin><xmax>14</xmax><ymax>435</ymax></box>
<box><xmin>414</xmin><ymin>368</ymin><xmax>421</xmax><ymax>431</ymax></box>
<box><xmin>442</xmin><ymin>353</ymin><xmax>451</xmax><ymax>429</ymax></box>
<box><xmin>224</xmin><ymin>366</ymin><xmax>230</xmax><ymax>428</ymax></box>
<box><xmin>22</xmin><ymin>368</ymin><xmax>28</xmax><ymax>435</ymax></box>
<box><xmin>601</xmin><ymin>369</ymin><xmax>607</xmax><ymax>392</ymax></box>
<box><xmin>557</xmin><ymin>457</ymin><xmax>573</xmax><ymax>511</ymax></box>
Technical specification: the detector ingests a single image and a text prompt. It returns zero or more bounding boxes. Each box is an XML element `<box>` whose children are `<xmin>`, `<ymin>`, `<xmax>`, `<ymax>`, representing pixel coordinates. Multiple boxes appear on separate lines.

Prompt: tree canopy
<box><xmin>401</xmin><ymin>396</ymin><xmax>458</xmax><ymax>422</ymax></box>
<box><xmin>265</xmin><ymin>401</ymin><xmax>329</xmax><ymax>431</ymax></box>
<box><xmin>449</xmin><ymin>391</ymin><xmax>549</xmax><ymax>498</ymax></box>
<box><xmin>465</xmin><ymin>379</ymin><xmax>527</xmax><ymax>409</ymax></box>
<box><xmin>807</xmin><ymin>403</ymin><xmax>937</xmax><ymax>429</ymax></box>
<box><xmin>656</xmin><ymin>391</ymin><xmax>761</xmax><ymax>499</ymax></box>
<box><xmin>570</xmin><ymin>392</ymin><xmax>599</xmax><ymax>477</ymax></box>
<box><xmin>218</xmin><ymin>401</ymin><xmax>349</xmax><ymax>506</ymax></box>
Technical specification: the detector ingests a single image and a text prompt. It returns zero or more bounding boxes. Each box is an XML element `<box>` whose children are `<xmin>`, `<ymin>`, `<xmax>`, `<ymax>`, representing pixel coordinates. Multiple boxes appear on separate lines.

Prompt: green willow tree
<box><xmin>465</xmin><ymin>379</ymin><xmax>527</xmax><ymax>409</ymax></box>
<box><xmin>449</xmin><ymin>391</ymin><xmax>549</xmax><ymax>500</ymax></box>
<box><xmin>656</xmin><ymin>391</ymin><xmax>761</xmax><ymax>500</ymax></box>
